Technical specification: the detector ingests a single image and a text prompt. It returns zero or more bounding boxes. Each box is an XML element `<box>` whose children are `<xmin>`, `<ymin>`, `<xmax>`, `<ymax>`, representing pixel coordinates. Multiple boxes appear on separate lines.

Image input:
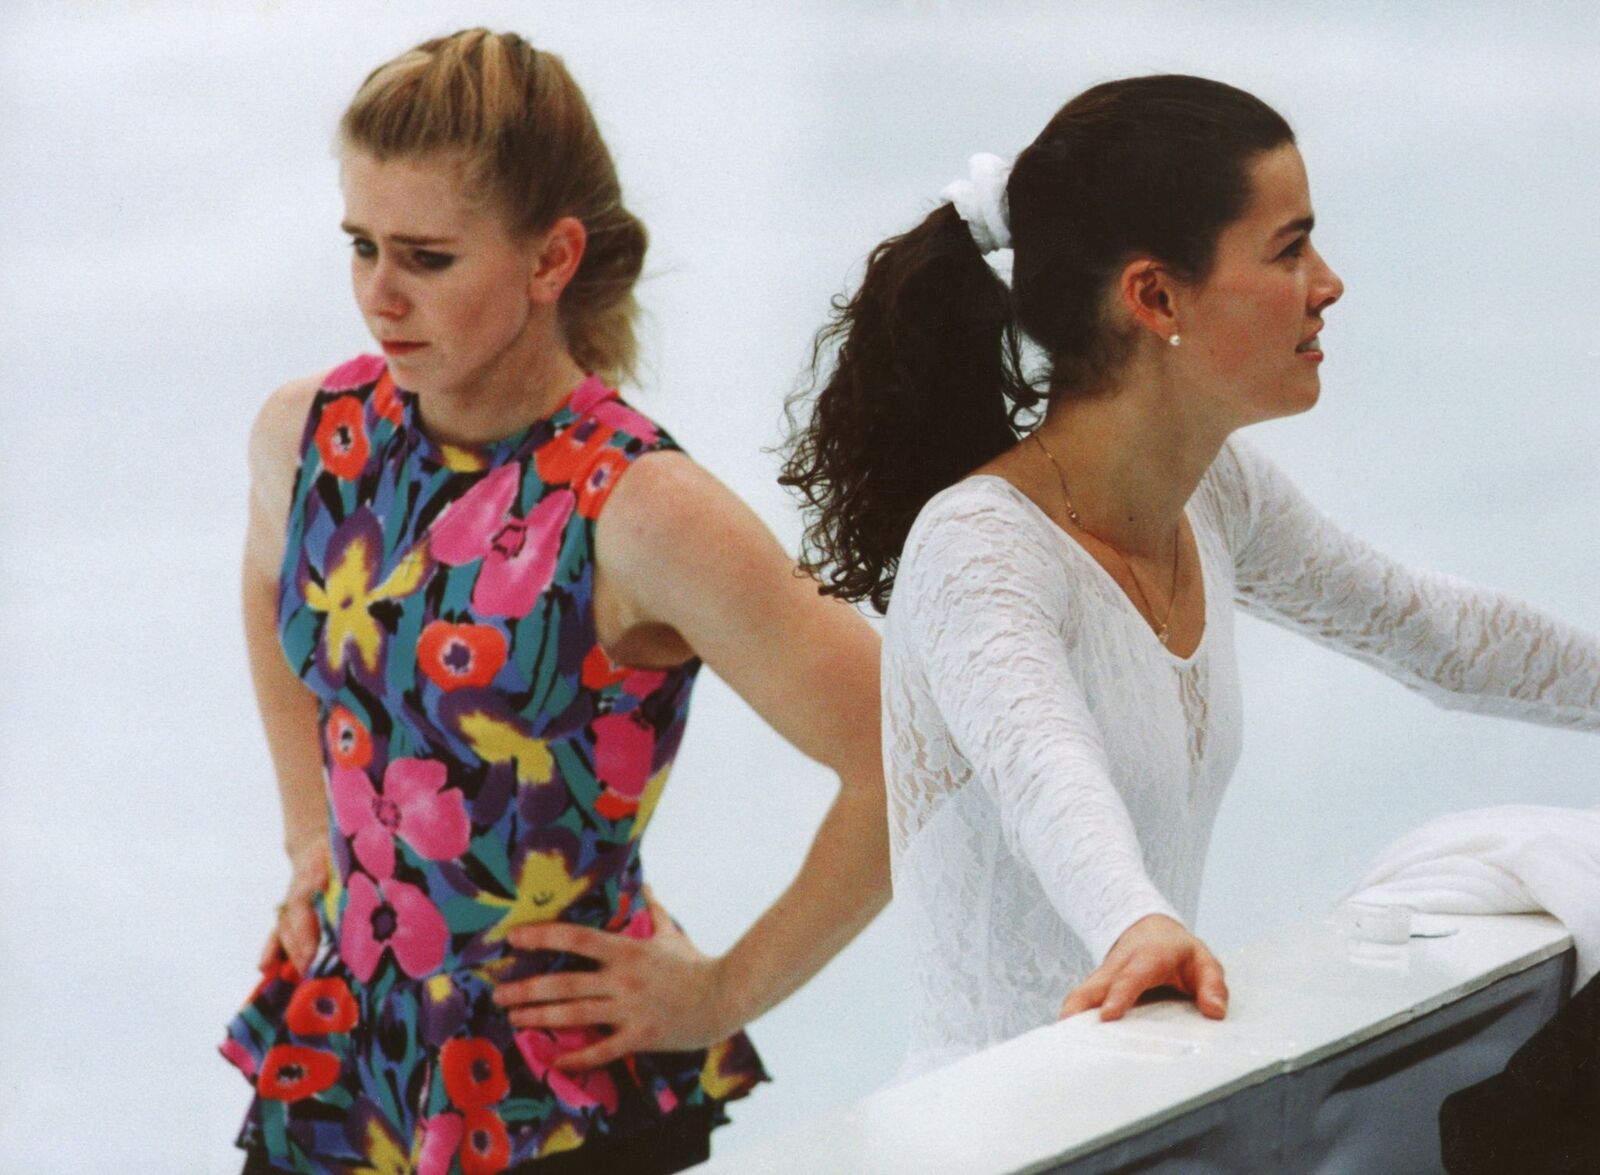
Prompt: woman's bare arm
<box><xmin>244</xmin><ymin>374</ymin><xmax>330</xmax><ymax>973</ymax></box>
<box><xmin>497</xmin><ymin>451</ymin><xmax>890</xmax><ymax>1067</ymax></box>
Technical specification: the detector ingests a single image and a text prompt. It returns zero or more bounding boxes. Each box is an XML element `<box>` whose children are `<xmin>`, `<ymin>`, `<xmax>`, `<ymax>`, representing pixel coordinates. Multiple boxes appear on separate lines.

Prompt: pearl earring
<box><xmin>1168</xmin><ymin>334</ymin><xmax>1181</xmax><ymax>348</ymax></box>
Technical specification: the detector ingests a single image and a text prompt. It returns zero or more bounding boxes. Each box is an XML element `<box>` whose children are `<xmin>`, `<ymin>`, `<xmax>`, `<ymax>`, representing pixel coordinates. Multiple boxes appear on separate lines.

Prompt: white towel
<box><xmin>1341</xmin><ymin>805</ymin><xmax>1600</xmax><ymax>989</ymax></box>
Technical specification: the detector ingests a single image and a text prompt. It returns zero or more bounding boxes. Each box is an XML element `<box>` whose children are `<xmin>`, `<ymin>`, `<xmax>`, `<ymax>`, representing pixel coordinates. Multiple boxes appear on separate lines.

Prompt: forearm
<box><xmin>712</xmin><ymin>768</ymin><xmax>891</xmax><ymax>1031</ymax></box>
<box><xmin>588</xmin><ymin>455</ymin><xmax>894</xmax><ymax>1030</ymax></box>
<box><xmin>1229</xmin><ymin>437</ymin><xmax>1600</xmax><ymax>729</ymax></box>
<box><xmin>242</xmin><ymin>560</ymin><xmax>328</xmax><ymax>858</ymax></box>
<box><xmin>1400</xmin><ymin>574</ymin><xmax>1600</xmax><ymax>727</ymax></box>
<box><xmin>1244</xmin><ymin>534</ymin><xmax>1600</xmax><ymax>729</ymax></box>
<box><xmin>262</xmin><ymin>695</ymin><xmax>328</xmax><ymax>861</ymax></box>
<box><xmin>265</xmin><ymin>739</ymin><xmax>327</xmax><ymax>864</ymax></box>
<box><xmin>242</xmin><ymin>375</ymin><xmax>332</xmax><ymax>932</ymax></box>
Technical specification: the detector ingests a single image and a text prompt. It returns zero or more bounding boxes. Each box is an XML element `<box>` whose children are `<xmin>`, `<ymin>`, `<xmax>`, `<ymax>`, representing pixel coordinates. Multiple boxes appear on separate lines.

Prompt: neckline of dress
<box><xmin>963</xmin><ymin>473</ymin><xmax>1211</xmax><ymax>667</ymax></box>
<box><xmin>396</xmin><ymin>371</ymin><xmax>612</xmax><ymax>470</ymax></box>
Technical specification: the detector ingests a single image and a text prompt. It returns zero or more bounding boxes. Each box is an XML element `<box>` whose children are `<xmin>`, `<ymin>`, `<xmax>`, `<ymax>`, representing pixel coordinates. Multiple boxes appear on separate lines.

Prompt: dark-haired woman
<box><xmin>782</xmin><ymin>75</ymin><xmax>1600</xmax><ymax>1075</ymax></box>
<box><xmin>224</xmin><ymin>30</ymin><xmax>886</xmax><ymax>1173</ymax></box>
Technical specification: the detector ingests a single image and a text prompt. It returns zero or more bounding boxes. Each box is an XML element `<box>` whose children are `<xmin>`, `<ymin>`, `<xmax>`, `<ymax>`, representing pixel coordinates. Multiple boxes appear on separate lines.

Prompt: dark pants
<box><xmin>1438</xmin><ymin>969</ymin><xmax>1600</xmax><ymax>1173</ymax></box>
<box><xmin>242</xmin><ymin>1105</ymin><xmax>715</xmax><ymax>1175</ymax></box>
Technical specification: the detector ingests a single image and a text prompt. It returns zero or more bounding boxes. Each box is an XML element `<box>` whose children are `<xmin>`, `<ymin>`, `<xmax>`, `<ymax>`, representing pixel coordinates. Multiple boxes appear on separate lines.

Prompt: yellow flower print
<box><xmin>456</xmin><ymin>712</ymin><xmax>554</xmax><ymax>785</ymax></box>
<box><xmin>302</xmin><ymin>511</ymin><xmax>429</xmax><ymax>676</ymax></box>
<box><xmin>349</xmin><ymin>1114</ymin><xmax>410</xmax><ymax>1175</ymax></box>
<box><xmin>482</xmin><ymin>849</ymin><xmax>591</xmax><ymax>941</ymax></box>
<box><xmin>540</xmin><ymin>1123</ymin><xmax>584</xmax><ymax>1157</ymax></box>
<box><xmin>320</xmin><ymin>867</ymin><xmax>344</xmax><ymax>926</ymax></box>
<box><xmin>425</xmin><ymin>973</ymin><xmax>453</xmax><ymax>1003</ymax></box>
<box><xmin>304</xmin><ymin>536</ymin><xmax>381</xmax><ymax>674</ymax></box>
<box><xmin>699</xmin><ymin>1039</ymin><xmax>747</xmax><ymax>1100</ymax></box>
<box><xmin>439</xmin><ymin>443</ymin><xmax>488</xmax><ymax>473</ymax></box>
<box><xmin>380</xmin><ymin>546</ymin><xmax>429</xmax><ymax>597</ymax></box>
<box><xmin>630</xmin><ymin>765</ymin><xmax>672</xmax><ymax>842</ymax></box>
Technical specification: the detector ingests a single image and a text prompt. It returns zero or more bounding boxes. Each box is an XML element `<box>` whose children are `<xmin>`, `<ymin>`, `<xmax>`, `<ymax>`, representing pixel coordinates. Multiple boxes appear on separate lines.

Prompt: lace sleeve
<box><xmin>1222</xmin><ymin>438</ymin><xmax>1600</xmax><ymax>729</ymax></box>
<box><xmin>891</xmin><ymin>485</ymin><xmax>1182</xmax><ymax>961</ymax></box>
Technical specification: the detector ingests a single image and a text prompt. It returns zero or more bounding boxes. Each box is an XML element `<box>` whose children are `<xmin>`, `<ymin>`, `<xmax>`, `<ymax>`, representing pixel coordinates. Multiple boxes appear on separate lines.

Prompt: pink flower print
<box><xmin>514</xmin><ymin>1028</ymin><xmax>620</xmax><ymax>1113</ymax></box>
<box><xmin>322</xmin><ymin>353</ymin><xmax>387</xmax><ymax>391</ymax></box>
<box><xmin>623</xmin><ymin>668</ymin><xmax>668</xmax><ymax>698</ymax></box>
<box><xmin>416</xmin><ymin>1112</ymin><xmax>466</xmax><ymax>1175</ymax></box>
<box><xmin>620</xmin><ymin>904</ymin><xmax>655</xmax><ymax>941</ymax></box>
<box><xmin>592</xmin><ymin>712</ymin><xmax>655</xmax><ymax>820</ymax></box>
<box><xmin>220</xmin><ymin>1037</ymin><xmax>257</xmax><ymax>1079</ymax></box>
<box><xmin>427</xmin><ymin>464</ymin><xmax>576</xmax><ymax>618</ymax></box>
<box><xmin>330</xmin><ymin>758</ymin><xmax>471</xmax><ymax>880</ymax></box>
<box><xmin>593</xmin><ymin>713</ymin><xmax>654</xmax><ymax>801</ymax></box>
<box><xmin>341</xmin><ymin>873</ymin><xmax>449</xmax><ymax>982</ymax></box>
<box><xmin>567</xmin><ymin>375</ymin><xmax>613</xmax><ymax>417</ymax></box>
<box><xmin>569</xmin><ymin>375</ymin><xmax>660</xmax><ymax>445</ymax></box>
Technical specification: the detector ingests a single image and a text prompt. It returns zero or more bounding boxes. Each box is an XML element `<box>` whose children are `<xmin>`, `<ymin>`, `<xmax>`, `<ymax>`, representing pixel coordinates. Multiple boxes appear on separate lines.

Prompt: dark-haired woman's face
<box><xmin>1179</xmin><ymin>144</ymin><xmax>1344</xmax><ymax>425</ymax></box>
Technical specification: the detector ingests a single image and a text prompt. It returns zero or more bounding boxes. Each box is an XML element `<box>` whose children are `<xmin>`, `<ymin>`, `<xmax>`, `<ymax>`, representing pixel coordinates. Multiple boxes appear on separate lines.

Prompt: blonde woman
<box><xmin>221</xmin><ymin>29</ymin><xmax>885</xmax><ymax>1174</ymax></box>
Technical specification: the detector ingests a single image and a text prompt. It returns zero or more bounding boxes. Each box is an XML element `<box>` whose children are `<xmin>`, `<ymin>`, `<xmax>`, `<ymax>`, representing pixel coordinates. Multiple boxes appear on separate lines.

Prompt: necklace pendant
<box><xmin>1157</xmin><ymin>626</ymin><xmax>1171</xmax><ymax>646</ymax></box>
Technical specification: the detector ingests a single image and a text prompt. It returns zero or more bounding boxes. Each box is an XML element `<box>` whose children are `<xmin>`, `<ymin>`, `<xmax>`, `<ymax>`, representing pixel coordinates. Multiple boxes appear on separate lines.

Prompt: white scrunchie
<box><xmin>940</xmin><ymin>152</ymin><xmax>1012</xmax><ymax>254</ymax></box>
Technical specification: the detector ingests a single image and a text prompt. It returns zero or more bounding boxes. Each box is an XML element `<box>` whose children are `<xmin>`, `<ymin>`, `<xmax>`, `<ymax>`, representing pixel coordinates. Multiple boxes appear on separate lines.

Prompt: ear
<box><xmin>1113</xmin><ymin>258</ymin><xmax>1181</xmax><ymax>342</ymax></box>
<box><xmin>527</xmin><ymin>216</ymin><xmax>588</xmax><ymax>306</ymax></box>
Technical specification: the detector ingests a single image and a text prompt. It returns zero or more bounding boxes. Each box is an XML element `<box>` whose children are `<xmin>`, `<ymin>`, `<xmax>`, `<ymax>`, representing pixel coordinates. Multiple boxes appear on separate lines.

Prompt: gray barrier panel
<box><xmin>1045</xmin><ymin>950</ymin><xmax>1573</xmax><ymax>1174</ymax></box>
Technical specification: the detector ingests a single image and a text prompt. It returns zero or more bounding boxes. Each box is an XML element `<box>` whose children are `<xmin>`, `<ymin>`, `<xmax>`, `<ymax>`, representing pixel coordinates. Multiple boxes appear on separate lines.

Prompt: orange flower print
<box><xmin>285</xmin><ymin>978</ymin><xmax>359</xmax><ymax>1036</ymax></box>
<box><xmin>460</xmin><ymin>1107</ymin><xmax>512</xmax><ymax>1175</ymax></box>
<box><xmin>314</xmin><ymin>395</ymin><xmax>369</xmax><ymax>480</ymax></box>
<box><xmin>581</xmin><ymin>646</ymin><xmax>667</xmax><ymax>697</ymax></box>
<box><xmin>441</xmin><ymin>1037</ymin><xmax>510</xmax><ymax>1109</ymax></box>
<box><xmin>325</xmin><ymin>705</ymin><xmax>373</xmax><ymax>769</ymax></box>
<box><xmin>572</xmin><ymin>447</ymin><xmax>627</xmax><ymax>519</ymax></box>
<box><xmin>418</xmin><ymin>622</ymin><xmax>509</xmax><ymax>692</ymax></box>
<box><xmin>580</xmin><ymin>645</ymin><xmax>629</xmax><ymax>691</ymax></box>
<box><xmin>257</xmin><ymin>1044</ymin><xmax>341</xmax><ymax>1102</ymax></box>
<box><xmin>372</xmin><ymin>370</ymin><xmax>403</xmax><ymax>425</ymax></box>
<box><xmin>534</xmin><ymin>417</ymin><xmax>615</xmax><ymax>490</ymax></box>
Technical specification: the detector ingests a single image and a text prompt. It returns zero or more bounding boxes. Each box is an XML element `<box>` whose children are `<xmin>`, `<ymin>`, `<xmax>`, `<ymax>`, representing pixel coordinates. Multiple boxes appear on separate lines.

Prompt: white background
<box><xmin>1</xmin><ymin>2</ymin><xmax>1597</xmax><ymax>1171</ymax></box>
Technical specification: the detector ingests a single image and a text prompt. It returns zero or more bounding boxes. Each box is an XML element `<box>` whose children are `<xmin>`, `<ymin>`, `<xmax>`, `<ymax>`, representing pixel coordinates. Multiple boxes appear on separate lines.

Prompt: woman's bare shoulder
<box><xmin>248</xmin><ymin>372</ymin><xmax>323</xmax><ymax>473</ymax></box>
<box><xmin>248</xmin><ymin>372</ymin><xmax>325</xmax><ymax>483</ymax></box>
<box><xmin>243</xmin><ymin>373</ymin><xmax>329</xmax><ymax>579</ymax></box>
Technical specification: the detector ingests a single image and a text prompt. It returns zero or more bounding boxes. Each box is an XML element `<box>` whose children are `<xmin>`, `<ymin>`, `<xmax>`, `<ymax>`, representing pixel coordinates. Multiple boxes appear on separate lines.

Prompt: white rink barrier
<box><xmin>697</xmin><ymin>913</ymin><xmax>1573</xmax><ymax>1174</ymax></box>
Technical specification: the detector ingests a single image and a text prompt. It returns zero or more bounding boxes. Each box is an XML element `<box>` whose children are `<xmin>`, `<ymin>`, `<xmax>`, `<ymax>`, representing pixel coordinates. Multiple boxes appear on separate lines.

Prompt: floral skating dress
<box><xmin>222</xmin><ymin>355</ymin><xmax>767</xmax><ymax>1174</ymax></box>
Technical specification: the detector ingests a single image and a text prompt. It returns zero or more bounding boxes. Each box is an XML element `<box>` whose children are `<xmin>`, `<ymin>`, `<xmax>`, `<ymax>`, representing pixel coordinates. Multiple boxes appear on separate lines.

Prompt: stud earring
<box><xmin>1168</xmin><ymin>334</ymin><xmax>1181</xmax><ymax>347</ymax></box>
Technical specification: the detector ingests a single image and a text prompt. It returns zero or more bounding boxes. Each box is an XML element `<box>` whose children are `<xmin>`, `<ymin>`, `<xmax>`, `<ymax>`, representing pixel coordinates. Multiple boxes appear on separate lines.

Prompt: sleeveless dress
<box><xmin>221</xmin><ymin>355</ymin><xmax>767</xmax><ymax>1173</ymax></box>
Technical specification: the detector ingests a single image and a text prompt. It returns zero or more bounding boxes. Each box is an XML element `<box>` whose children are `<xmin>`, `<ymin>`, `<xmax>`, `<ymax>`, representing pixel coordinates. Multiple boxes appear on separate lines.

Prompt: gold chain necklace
<box><xmin>1030</xmin><ymin>432</ymin><xmax>1181</xmax><ymax>646</ymax></box>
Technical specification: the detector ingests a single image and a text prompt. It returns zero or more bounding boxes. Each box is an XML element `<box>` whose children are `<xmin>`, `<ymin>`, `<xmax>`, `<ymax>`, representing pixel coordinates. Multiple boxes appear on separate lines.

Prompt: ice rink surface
<box><xmin>2</xmin><ymin>2</ymin><xmax>1597</xmax><ymax>1170</ymax></box>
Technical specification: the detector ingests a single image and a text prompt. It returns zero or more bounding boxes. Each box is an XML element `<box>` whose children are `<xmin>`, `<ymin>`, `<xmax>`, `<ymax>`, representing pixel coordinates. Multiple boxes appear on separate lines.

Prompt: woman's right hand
<box><xmin>258</xmin><ymin>839</ymin><xmax>329</xmax><ymax>977</ymax></box>
<box><xmin>1059</xmin><ymin>913</ymin><xmax>1229</xmax><ymax>1022</ymax></box>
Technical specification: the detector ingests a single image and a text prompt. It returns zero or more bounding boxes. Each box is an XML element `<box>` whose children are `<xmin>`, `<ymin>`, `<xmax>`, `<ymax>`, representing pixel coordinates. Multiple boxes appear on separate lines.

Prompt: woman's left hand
<box><xmin>491</xmin><ymin>886</ymin><xmax>736</xmax><ymax>1071</ymax></box>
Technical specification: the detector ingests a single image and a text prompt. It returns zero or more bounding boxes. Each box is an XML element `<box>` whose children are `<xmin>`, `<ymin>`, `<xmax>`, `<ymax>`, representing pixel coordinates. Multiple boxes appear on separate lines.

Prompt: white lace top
<box><xmin>884</xmin><ymin>436</ymin><xmax>1600</xmax><ymax>1073</ymax></box>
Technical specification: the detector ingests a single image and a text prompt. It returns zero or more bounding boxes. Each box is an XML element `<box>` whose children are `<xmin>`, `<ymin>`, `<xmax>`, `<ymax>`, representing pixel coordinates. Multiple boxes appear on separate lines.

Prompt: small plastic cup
<box><xmin>1343</xmin><ymin>902</ymin><xmax>1412</xmax><ymax>966</ymax></box>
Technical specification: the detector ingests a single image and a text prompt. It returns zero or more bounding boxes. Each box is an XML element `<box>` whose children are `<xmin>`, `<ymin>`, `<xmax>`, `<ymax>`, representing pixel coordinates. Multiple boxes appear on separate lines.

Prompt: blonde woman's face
<box><xmin>339</xmin><ymin>150</ymin><xmax>538</xmax><ymax>396</ymax></box>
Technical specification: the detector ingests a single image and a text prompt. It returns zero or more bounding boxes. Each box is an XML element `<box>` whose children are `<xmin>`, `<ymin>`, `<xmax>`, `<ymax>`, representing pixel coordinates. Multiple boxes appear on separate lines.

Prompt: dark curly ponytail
<box><xmin>779</xmin><ymin>204</ymin><xmax>1039</xmax><ymax>613</ymax></box>
<box><xmin>783</xmin><ymin>75</ymin><xmax>1294</xmax><ymax>611</ymax></box>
